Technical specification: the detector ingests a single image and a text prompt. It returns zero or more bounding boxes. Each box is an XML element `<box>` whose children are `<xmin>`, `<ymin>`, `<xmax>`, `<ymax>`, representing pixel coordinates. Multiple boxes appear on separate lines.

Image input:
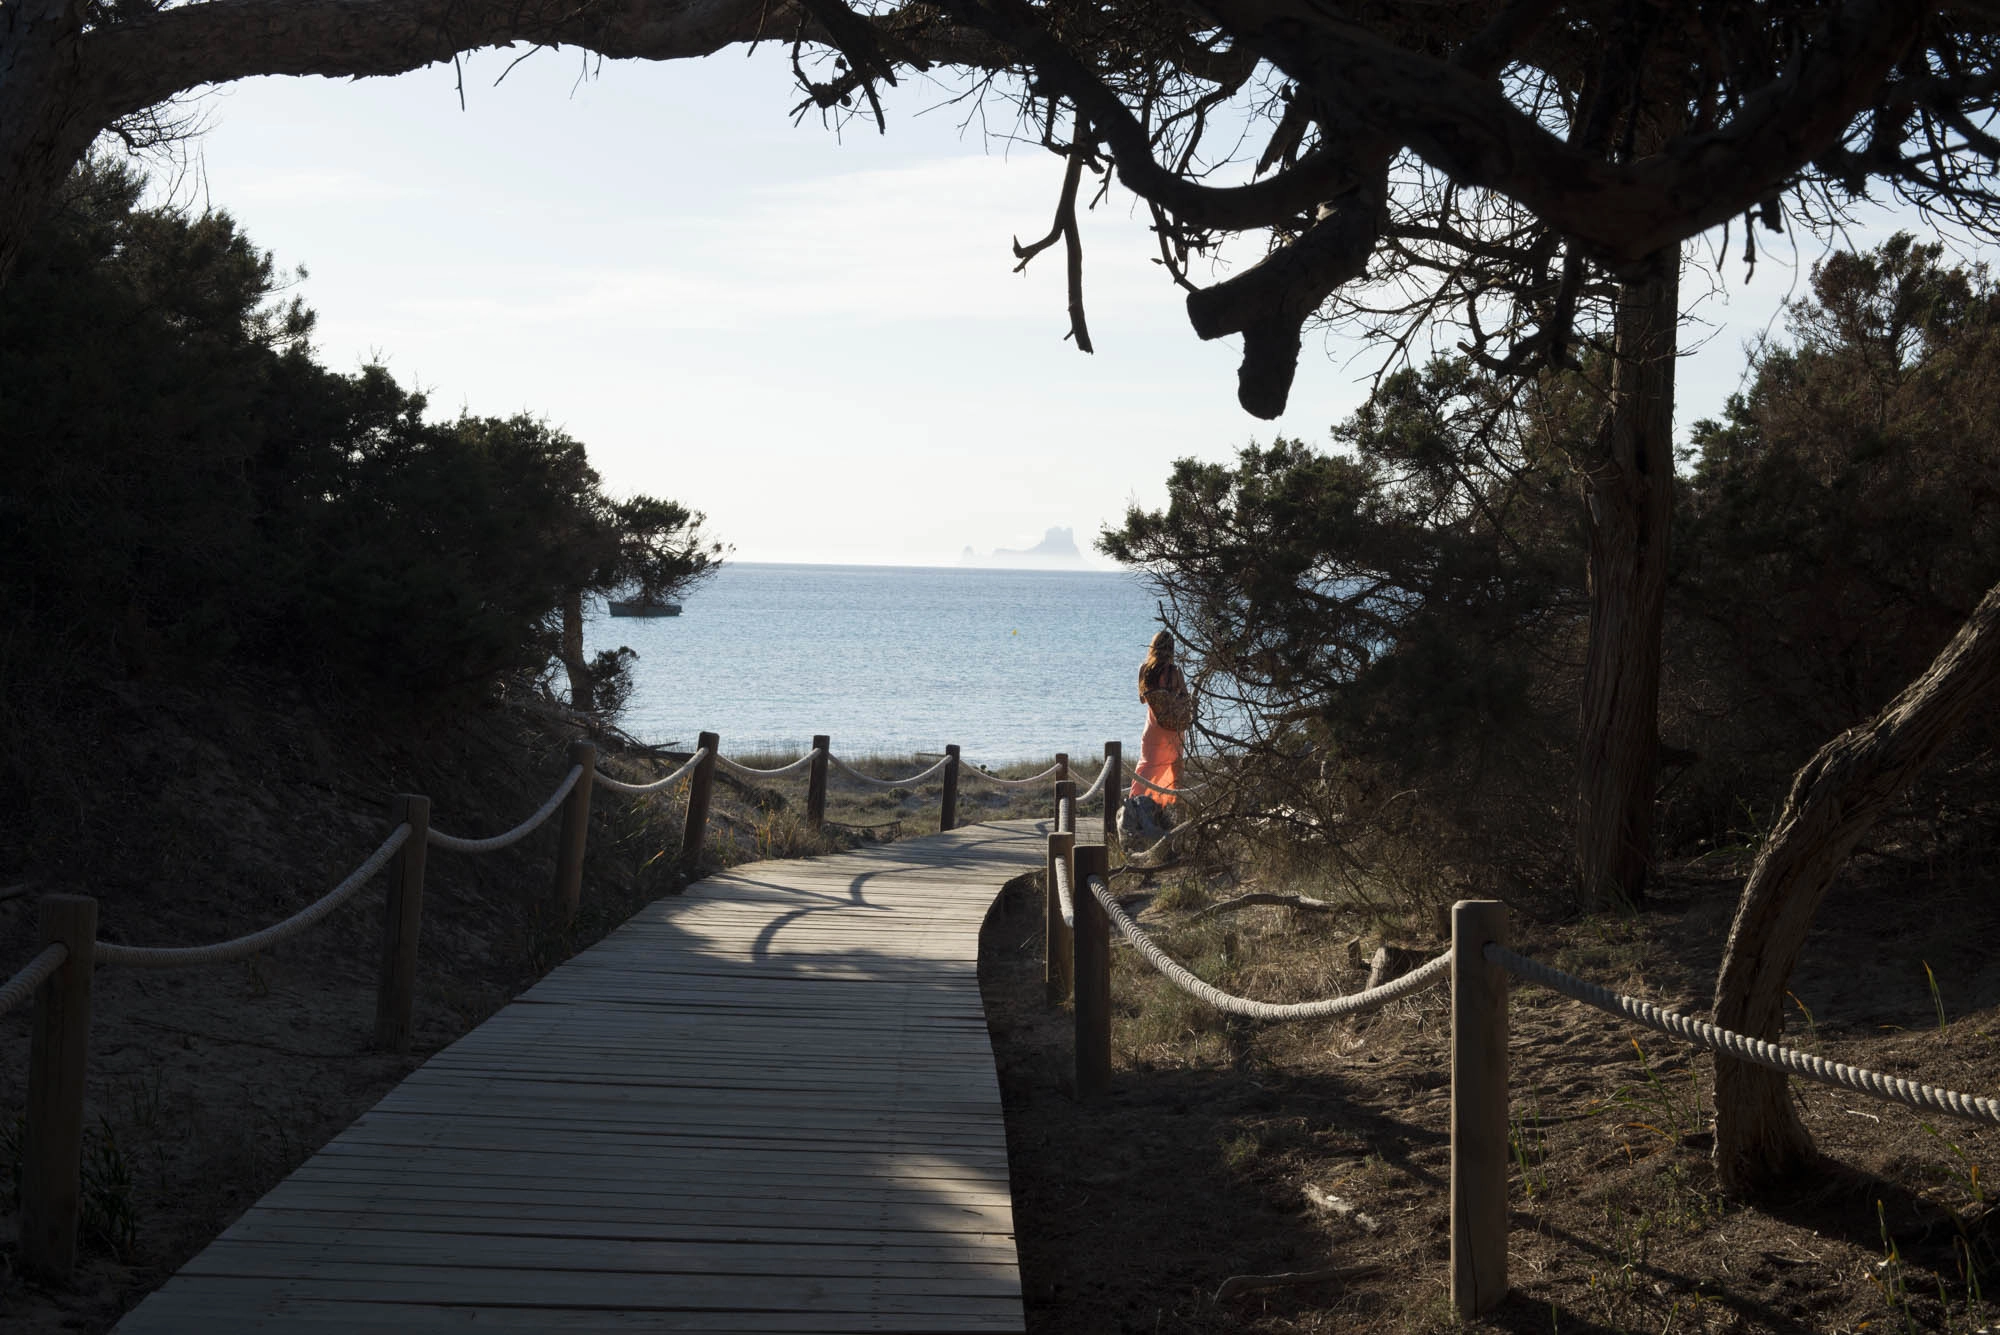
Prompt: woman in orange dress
<box><xmin>1131</xmin><ymin>630</ymin><xmax>1186</xmax><ymax>805</ymax></box>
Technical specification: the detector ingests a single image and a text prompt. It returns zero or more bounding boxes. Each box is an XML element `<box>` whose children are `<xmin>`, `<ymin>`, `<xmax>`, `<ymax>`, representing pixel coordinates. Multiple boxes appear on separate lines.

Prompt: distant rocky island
<box><xmin>959</xmin><ymin>526</ymin><xmax>1089</xmax><ymax>568</ymax></box>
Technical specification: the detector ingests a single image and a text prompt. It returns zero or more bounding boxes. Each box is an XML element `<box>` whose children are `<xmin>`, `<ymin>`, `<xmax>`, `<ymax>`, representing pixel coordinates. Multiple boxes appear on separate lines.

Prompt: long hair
<box><xmin>1138</xmin><ymin>630</ymin><xmax>1175</xmax><ymax>699</ymax></box>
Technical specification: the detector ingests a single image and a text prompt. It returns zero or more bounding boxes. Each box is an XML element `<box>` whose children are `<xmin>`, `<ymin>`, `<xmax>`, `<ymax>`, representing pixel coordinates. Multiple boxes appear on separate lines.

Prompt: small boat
<box><xmin>607</xmin><ymin>599</ymin><xmax>682</xmax><ymax>618</ymax></box>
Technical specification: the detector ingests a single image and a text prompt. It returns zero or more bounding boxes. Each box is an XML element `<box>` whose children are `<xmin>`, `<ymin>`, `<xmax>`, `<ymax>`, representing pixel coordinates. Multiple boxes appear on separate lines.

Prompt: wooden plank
<box><xmin>329</xmin><ymin>1114</ymin><xmax>1015</xmax><ymax>1155</ymax></box>
<box><xmin>152</xmin><ymin>1268</ymin><xmax>1024</xmax><ymax>1311</ymax></box>
<box><xmin>224</xmin><ymin>1215</ymin><xmax>1015</xmax><ymax>1259</ymax></box>
<box><xmin>122</xmin><ymin>1287</ymin><xmax>1025</xmax><ymax>1333</ymax></box>
<box><xmin>177</xmin><ymin>1251</ymin><xmax>1022</xmax><ymax>1301</ymax></box>
<box><xmin>224</xmin><ymin>1201</ymin><xmax>1017</xmax><ymax>1243</ymax></box>
<box><xmin>250</xmin><ymin>1181</ymin><xmax>1016</xmax><ymax>1226</ymax></box>
<box><xmin>305</xmin><ymin>1151</ymin><xmax>1011</xmax><ymax>1190</ymax></box>
<box><xmin>325</xmin><ymin>1119</ymin><xmax>1014</xmax><ymax>1160</ymax></box>
<box><xmin>280</xmin><ymin>1163</ymin><xmax>1017</xmax><ymax>1202</ymax></box>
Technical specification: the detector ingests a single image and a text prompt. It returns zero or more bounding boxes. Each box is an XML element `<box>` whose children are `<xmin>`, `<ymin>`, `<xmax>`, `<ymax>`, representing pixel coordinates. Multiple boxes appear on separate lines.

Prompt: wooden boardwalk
<box><xmin>115</xmin><ymin>819</ymin><xmax>1052</xmax><ymax>1333</ymax></box>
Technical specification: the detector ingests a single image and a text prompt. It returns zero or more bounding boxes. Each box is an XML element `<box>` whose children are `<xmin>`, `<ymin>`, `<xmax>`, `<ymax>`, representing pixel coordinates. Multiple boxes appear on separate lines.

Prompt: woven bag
<box><xmin>1146</xmin><ymin>685</ymin><xmax>1195</xmax><ymax>732</ymax></box>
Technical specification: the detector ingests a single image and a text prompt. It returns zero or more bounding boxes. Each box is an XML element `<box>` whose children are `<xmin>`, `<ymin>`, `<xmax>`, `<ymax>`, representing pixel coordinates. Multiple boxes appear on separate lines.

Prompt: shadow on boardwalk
<box><xmin>114</xmin><ymin>822</ymin><xmax>1049</xmax><ymax>1334</ymax></box>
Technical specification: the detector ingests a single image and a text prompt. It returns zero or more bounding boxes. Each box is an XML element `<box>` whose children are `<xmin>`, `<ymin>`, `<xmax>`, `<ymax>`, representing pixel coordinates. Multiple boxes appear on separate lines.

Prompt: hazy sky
<box><xmin>176</xmin><ymin>46</ymin><xmax>1912</xmax><ymax>567</ymax></box>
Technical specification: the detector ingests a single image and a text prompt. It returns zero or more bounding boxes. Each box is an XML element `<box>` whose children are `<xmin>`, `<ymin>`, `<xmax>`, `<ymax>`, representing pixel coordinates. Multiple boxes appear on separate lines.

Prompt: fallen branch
<box><xmin>1213</xmin><ymin>1264</ymin><xmax>1384</xmax><ymax>1303</ymax></box>
<box><xmin>1190</xmin><ymin>891</ymin><xmax>1336</xmax><ymax>920</ymax></box>
<box><xmin>1302</xmin><ymin>1182</ymin><xmax>1380</xmax><ymax>1231</ymax></box>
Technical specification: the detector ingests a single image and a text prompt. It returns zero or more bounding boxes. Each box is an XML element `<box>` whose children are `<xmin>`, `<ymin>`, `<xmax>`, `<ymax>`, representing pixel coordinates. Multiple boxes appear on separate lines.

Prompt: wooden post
<box><xmin>1054</xmin><ymin>778</ymin><xmax>1077</xmax><ymax>834</ymax></box>
<box><xmin>1045</xmin><ymin>829</ymin><xmax>1075</xmax><ymax>1003</ymax></box>
<box><xmin>1451</xmin><ymin>899</ymin><xmax>1510</xmax><ymax>1317</ymax></box>
<box><xmin>807</xmin><ymin>734</ymin><xmax>830</xmax><ymax>829</ymax></box>
<box><xmin>374</xmin><ymin>795</ymin><xmax>431</xmax><ymax>1053</ymax></box>
<box><xmin>21</xmin><ymin>894</ymin><xmax>97</xmax><ymax>1282</ymax></box>
<box><xmin>551</xmin><ymin>740</ymin><xmax>596</xmax><ymax>921</ymax></box>
<box><xmin>1055</xmin><ymin>752</ymin><xmax>1069</xmax><ymax>786</ymax></box>
<box><xmin>1102</xmin><ymin>741</ymin><xmax>1122</xmax><ymax>847</ymax></box>
<box><xmin>1072</xmin><ymin>844</ymin><xmax>1112</xmax><ymax>1099</ymax></box>
<box><xmin>680</xmin><ymin>731</ymin><xmax>720</xmax><ymax>868</ymax></box>
<box><xmin>940</xmin><ymin>744</ymin><xmax>961</xmax><ymax>832</ymax></box>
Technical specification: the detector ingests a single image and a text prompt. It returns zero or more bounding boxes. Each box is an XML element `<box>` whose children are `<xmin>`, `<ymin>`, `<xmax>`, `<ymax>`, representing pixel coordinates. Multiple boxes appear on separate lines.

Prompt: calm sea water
<box><xmin>582</xmin><ymin>563</ymin><xmax>1164</xmax><ymax>765</ymax></box>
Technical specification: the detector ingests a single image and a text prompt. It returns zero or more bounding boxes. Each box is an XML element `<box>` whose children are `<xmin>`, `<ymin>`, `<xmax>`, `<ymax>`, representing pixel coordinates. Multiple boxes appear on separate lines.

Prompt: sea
<box><xmin>581</xmin><ymin>563</ymin><xmax>1165</xmax><ymax>766</ymax></box>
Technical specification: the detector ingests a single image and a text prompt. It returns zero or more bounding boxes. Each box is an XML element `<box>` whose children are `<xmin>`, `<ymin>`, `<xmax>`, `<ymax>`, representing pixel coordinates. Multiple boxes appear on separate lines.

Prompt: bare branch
<box><xmin>1012</xmin><ymin>119</ymin><xmax>1095</xmax><ymax>353</ymax></box>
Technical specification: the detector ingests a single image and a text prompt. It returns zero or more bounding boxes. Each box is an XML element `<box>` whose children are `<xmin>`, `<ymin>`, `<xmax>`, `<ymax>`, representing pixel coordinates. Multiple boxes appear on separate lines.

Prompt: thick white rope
<box><xmin>1071</xmin><ymin>763</ymin><xmax>1111</xmax><ymax>804</ymax></box>
<box><xmin>828</xmin><ymin>753</ymin><xmax>953</xmax><ymax>789</ymax></box>
<box><xmin>1489</xmin><ymin>945</ymin><xmax>2000</xmax><ymax>1127</ymax></box>
<box><xmin>961</xmin><ymin>762</ymin><xmax>1064</xmax><ymax>789</ymax></box>
<box><xmin>96</xmin><ymin>825</ymin><xmax>412</xmax><ymax>969</ymax></box>
<box><xmin>1052</xmin><ymin>852</ymin><xmax>1076</xmax><ymax>929</ymax></box>
<box><xmin>716</xmin><ymin>750</ymin><xmax>820</xmax><ymax>780</ymax></box>
<box><xmin>1132</xmin><ymin>770</ymin><xmax>1205</xmax><ymax>798</ymax></box>
<box><xmin>427</xmin><ymin>765</ymin><xmax>582</xmax><ymax>853</ymax></box>
<box><xmin>0</xmin><ymin>943</ymin><xmax>69</xmax><ymax>1019</ymax></box>
<box><xmin>1091</xmin><ymin>877</ymin><xmax>1452</xmax><ymax>1020</ymax></box>
<box><xmin>593</xmin><ymin>748</ymin><xmax>709</xmax><ymax>795</ymax></box>
<box><xmin>1051</xmin><ymin>796</ymin><xmax>1078</xmax><ymax>927</ymax></box>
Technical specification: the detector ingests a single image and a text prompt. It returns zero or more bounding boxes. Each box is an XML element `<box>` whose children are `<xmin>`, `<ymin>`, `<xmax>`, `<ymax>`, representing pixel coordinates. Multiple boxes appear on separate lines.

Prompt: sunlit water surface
<box><xmin>583</xmin><ymin>563</ymin><xmax>1163</xmax><ymax>765</ymax></box>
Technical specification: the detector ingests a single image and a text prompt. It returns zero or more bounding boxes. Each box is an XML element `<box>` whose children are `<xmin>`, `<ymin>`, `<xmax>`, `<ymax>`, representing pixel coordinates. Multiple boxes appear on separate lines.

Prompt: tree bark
<box><xmin>1</xmin><ymin>0</ymin><xmax>107</xmax><ymax>285</ymax></box>
<box><xmin>1574</xmin><ymin>250</ymin><xmax>1678</xmax><ymax>909</ymax></box>
<box><xmin>559</xmin><ymin>587</ymin><xmax>593</xmax><ymax>712</ymax></box>
<box><xmin>1711</xmin><ymin>578</ymin><xmax>2000</xmax><ymax>1192</ymax></box>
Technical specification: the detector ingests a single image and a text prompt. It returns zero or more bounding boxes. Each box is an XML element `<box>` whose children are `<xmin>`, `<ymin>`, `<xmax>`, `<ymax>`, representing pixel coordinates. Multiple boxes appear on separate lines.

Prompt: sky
<box><xmin>171</xmin><ymin>45</ymin><xmax>1917</xmax><ymax>568</ymax></box>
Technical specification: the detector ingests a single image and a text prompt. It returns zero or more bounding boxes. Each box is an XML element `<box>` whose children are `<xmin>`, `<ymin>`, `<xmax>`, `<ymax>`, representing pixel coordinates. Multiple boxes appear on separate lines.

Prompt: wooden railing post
<box><xmin>21</xmin><ymin>894</ymin><xmax>97</xmax><ymax>1282</ymax></box>
<box><xmin>940</xmin><ymin>744</ymin><xmax>961</xmax><ymax>832</ymax></box>
<box><xmin>1053</xmin><ymin>778</ymin><xmax>1077</xmax><ymax>831</ymax></box>
<box><xmin>1072</xmin><ymin>844</ymin><xmax>1111</xmax><ymax>1099</ymax></box>
<box><xmin>807</xmin><ymin>734</ymin><xmax>830</xmax><ymax>829</ymax></box>
<box><xmin>1102</xmin><ymin>740</ymin><xmax>1122</xmax><ymax>848</ymax></box>
<box><xmin>680</xmin><ymin>731</ymin><xmax>719</xmax><ymax>868</ymax></box>
<box><xmin>375</xmin><ymin>794</ymin><xmax>431</xmax><ymax>1053</ymax></box>
<box><xmin>552</xmin><ymin>739</ymin><xmax>596</xmax><ymax>921</ymax></box>
<box><xmin>1451</xmin><ymin>899</ymin><xmax>1510</xmax><ymax>1317</ymax></box>
<box><xmin>1054</xmin><ymin>752</ymin><xmax>1069</xmax><ymax>786</ymax></box>
<box><xmin>1045</xmin><ymin>829</ymin><xmax>1075</xmax><ymax>1003</ymax></box>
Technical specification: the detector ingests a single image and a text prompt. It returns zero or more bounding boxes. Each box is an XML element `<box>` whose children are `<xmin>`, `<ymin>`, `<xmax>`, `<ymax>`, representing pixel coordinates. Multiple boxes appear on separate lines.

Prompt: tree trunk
<box><xmin>1574</xmin><ymin>251</ymin><xmax>1678</xmax><ymax>909</ymax></box>
<box><xmin>1711</xmin><ymin>578</ymin><xmax>2000</xmax><ymax>1192</ymax></box>
<box><xmin>0</xmin><ymin>0</ymin><xmax>109</xmax><ymax>282</ymax></box>
<box><xmin>559</xmin><ymin>588</ymin><xmax>593</xmax><ymax>712</ymax></box>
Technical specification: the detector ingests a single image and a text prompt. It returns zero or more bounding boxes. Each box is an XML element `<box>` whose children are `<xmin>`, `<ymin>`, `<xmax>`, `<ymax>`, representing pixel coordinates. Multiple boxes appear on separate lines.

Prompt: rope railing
<box><xmin>961</xmin><ymin>761</ymin><xmax>1064</xmax><ymax>789</ymax></box>
<box><xmin>716</xmin><ymin>749</ymin><xmax>821</xmax><ymax>780</ymax></box>
<box><xmin>1095</xmin><ymin>877</ymin><xmax>1451</xmax><ymax>1020</ymax></box>
<box><xmin>426</xmin><ymin>765</ymin><xmax>582</xmax><ymax>853</ymax></box>
<box><xmin>1067</xmin><ymin>763</ymin><xmax>1112</xmax><ymax>804</ymax></box>
<box><xmin>0</xmin><ymin>943</ymin><xmax>68</xmax><ymax>1021</ymax></box>
<box><xmin>1053</xmin><ymin>851</ymin><xmax>1076</xmax><ymax>930</ymax></box>
<box><xmin>95</xmin><ymin>824</ymin><xmax>413</xmax><ymax>969</ymax></box>
<box><xmin>1490</xmin><ymin>943</ymin><xmax>2000</xmax><ymax>1126</ymax></box>
<box><xmin>828</xmin><ymin>753</ymin><xmax>953</xmax><ymax>789</ymax></box>
<box><xmin>592</xmin><ymin>747</ymin><xmax>709</xmax><ymax>794</ymax></box>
